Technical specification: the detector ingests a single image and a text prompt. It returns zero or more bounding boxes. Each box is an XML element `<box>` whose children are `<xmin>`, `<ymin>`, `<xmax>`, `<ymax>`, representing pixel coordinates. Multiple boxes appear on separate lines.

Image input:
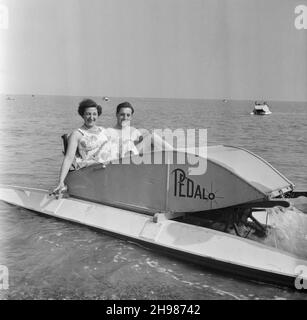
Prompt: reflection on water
<box><xmin>0</xmin><ymin>95</ymin><xmax>306</xmax><ymax>299</ymax></box>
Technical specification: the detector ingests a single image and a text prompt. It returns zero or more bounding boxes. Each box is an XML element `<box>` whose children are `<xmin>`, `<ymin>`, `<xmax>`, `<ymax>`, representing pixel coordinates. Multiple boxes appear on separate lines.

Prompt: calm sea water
<box><xmin>0</xmin><ymin>94</ymin><xmax>306</xmax><ymax>300</ymax></box>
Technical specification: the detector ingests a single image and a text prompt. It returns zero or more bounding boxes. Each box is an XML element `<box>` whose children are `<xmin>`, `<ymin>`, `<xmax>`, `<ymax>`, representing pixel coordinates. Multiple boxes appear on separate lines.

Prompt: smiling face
<box><xmin>116</xmin><ymin>107</ymin><xmax>133</xmax><ymax>128</ymax></box>
<box><xmin>82</xmin><ymin>107</ymin><xmax>99</xmax><ymax>128</ymax></box>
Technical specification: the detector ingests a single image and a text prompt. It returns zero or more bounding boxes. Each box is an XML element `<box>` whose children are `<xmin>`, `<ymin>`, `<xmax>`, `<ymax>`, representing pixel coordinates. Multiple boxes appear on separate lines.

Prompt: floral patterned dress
<box><xmin>74</xmin><ymin>127</ymin><xmax>112</xmax><ymax>169</ymax></box>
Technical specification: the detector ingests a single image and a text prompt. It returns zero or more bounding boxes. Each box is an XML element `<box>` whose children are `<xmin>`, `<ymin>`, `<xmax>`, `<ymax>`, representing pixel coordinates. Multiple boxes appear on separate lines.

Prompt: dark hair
<box><xmin>116</xmin><ymin>101</ymin><xmax>134</xmax><ymax>115</ymax></box>
<box><xmin>78</xmin><ymin>99</ymin><xmax>102</xmax><ymax>116</ymax></box>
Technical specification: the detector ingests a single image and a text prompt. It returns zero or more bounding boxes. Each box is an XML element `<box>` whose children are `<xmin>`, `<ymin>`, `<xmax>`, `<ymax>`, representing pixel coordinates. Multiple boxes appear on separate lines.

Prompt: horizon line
<box><xmin>1</xmin><ymin>93</ymin><xmax>307</xmax><ymax>104</ymax></box>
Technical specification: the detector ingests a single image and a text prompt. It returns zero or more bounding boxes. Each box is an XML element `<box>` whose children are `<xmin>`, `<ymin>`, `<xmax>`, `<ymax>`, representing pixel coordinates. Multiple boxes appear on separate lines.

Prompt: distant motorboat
<box><xmin>102</xmin><ymin>96</ymin><xmax>109</xmax><ymax>102</ymax></box>
<box><xmin>6</xmin><ymin>96</ymin><xmax>15</xmax><ymax>101</ymax></box>
<box><xmin>251</xmin><ymin>102</ymin><xmax>272</xmax><ymax>115</ymax></box>
<box><xmin>222</xmin><ymin>99</ymin><xmax>228</xmax><ymax>103</ymax></box>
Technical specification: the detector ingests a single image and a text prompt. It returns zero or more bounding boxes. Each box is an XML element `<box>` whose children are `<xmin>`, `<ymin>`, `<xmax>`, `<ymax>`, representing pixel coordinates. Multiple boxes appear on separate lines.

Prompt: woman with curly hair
<box><xmin>51</xmin><ymin>98</ymin><xmax>111</xmax><ymax>196</ymax></box>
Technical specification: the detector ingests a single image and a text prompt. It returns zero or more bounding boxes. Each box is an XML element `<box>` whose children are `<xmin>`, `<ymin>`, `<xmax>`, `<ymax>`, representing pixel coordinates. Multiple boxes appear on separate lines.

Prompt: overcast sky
<box><xmin>0</xmin><ymin>0</ymin><xmax>306</xmax><ymax>100</ymax></box>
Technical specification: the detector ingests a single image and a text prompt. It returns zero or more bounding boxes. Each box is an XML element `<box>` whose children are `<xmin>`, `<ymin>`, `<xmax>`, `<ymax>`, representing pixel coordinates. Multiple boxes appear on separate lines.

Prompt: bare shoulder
<box><xmin>69</xmin><ymin>129</ymin><xmax>82</xmax><ymax>142</ymax></box>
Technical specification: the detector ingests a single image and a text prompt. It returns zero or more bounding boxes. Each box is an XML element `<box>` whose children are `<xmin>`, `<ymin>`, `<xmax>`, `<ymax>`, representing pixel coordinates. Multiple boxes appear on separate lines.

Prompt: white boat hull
<box><xmin>251</xmin><ymin>111</ymin><xmax>272</xmax><ymax>115</ymax></box>
<box><xmin>251</xmin><ymin>103</ymin><xmax>272</xmax><ymax>115</ymax></box>
<box><xmin>0</xmin><ymin>185</ymin><xmax>305</xmax><ymax>289</ymax></box>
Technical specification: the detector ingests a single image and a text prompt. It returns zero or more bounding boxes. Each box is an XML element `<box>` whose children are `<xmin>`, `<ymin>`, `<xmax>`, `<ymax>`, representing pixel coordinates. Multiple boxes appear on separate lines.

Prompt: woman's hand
<box><xmin>49</xmin><ymin>183</ymin><xmax>67</xmax><ymax>199</ymax></box>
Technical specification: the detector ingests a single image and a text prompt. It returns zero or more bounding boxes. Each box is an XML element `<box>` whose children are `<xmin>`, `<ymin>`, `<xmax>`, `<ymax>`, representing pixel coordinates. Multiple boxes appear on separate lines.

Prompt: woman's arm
<box><xmin>51</xmin><ymin>130</ymin><xmax>79</xmax><ymax>194</ymax></box>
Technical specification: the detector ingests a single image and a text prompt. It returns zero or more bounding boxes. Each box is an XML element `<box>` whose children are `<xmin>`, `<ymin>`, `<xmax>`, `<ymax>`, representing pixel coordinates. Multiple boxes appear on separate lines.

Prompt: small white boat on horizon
<box><xmin>251</xmin><ymin>102</ymin><xmax>272</xmax><ymax>115</ymax></box>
